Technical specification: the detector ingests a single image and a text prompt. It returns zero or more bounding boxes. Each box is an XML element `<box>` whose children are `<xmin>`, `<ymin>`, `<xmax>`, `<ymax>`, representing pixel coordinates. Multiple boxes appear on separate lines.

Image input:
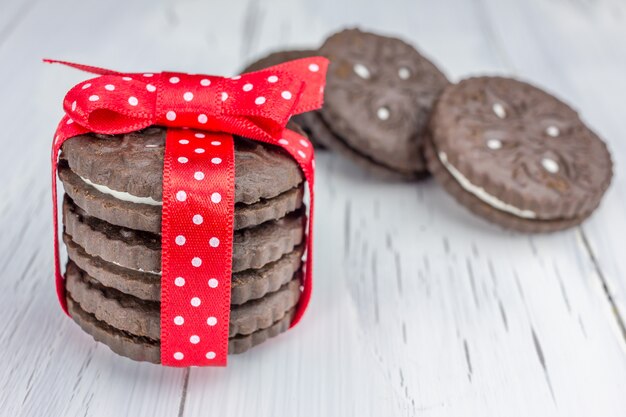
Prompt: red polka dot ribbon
<box><xmin>48</xmin><ymin>58</ymin><xmax>328</xmax><ymax>366</ymax></box>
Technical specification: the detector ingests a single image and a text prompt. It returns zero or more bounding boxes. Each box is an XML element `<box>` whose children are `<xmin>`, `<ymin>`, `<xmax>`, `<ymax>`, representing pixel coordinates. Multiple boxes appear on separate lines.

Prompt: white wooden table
<box><xmin>2</xmin><ymin>0</ymin><xmax>626</xmax><ymax>415</ymax></box>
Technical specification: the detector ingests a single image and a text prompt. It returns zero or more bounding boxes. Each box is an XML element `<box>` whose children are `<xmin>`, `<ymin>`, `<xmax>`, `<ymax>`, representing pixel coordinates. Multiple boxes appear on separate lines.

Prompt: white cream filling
<box><xmin>110</xmin><ymin>260</ymin><xmax>161</xmax><ymax>276</ymax></box>
<box><xmin>79</xmin><ymin>175</ymin><xmax>162</xmax><ymax>206</ymax></box>
<box><xmin>438</xmin><ymin>152</ymin><xmax>537</xmax><ymax>219</ymax></box>
<box><xmin>77</xmin><ymin>177</ymin><xmax>163</xmax><ymax>275</ymax></box>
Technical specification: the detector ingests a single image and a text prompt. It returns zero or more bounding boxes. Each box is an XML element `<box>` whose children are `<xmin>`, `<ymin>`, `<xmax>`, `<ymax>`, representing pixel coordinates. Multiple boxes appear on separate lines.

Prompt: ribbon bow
<box><xmin>50</xmin><ymin>58</ymin><xmax>328</xmax><ymax>367</ymax></box>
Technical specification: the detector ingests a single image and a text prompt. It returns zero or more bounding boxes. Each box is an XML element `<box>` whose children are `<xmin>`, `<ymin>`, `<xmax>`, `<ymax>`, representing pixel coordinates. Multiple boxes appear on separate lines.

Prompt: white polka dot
<box><xmin>105</xmin><ymin>84</ymin><xmax>115</xmax><ymax>91</ymax></box>
<box><xmin>195</xmin><ymin>133</ymin><xmax>205</xmax><ymax>138</ymax></box>
<box><xmin>208</xmin><ymin>278</ymin><xmax>218</xmax><ymax>288</ymax></box>
<box><xmin>143</xmin><ymin>73</ymin><xmax>153</xmax><ymax>77</ymax></box>
<box><xmin>231</xmin><ymin>75</ymin><xmax>241</xmax><ymax>80</ymax></box>
<box><xmin>211</xmin><ymin>157</ymin><xmax>222</xmax><ymax>164</ymax></box>
<box><xmin>179</xmin><ymin>139</ymin><xmax>189</xmax><ymax>145</ymax></box>
<box><xmin>195</xmin><ymin>148</ymin><xmax>205</xmax><ymax>154</ymax></box>
<box><xmin>308</xmin><ymin>63</ymin><xmax>319</xmax><ymax>72</ymax></box>
<box><xmin>122</xmin><ymin>77</ymin><xmax>132</xmax><ymax>81</ymax></box>
<box><xmin>194</xmin><ymin>171</ymin><xmax>204</xmax><ymax>180</ymax></box>
<box><xmin>299</xmin><ymin>139</ymin><xmax>309</xmax><ymax>148</ymax></box>
<box><xmin>211</xmin><ymin>192</ymin><xmax>221</xmax><ymax>203</ymax></box>
<box><xmin>209</xmin><ymin>237</ymin><xmax>220</xmax><ymax>247</ymax></box>
<box><xmin>353</xmin><ymin>63</ymin><xmax>370</xmax><ymax>79</ymax></box>
<box><xmin>175</xmin><ymin>235</ymin><xmax>186</xmax><ymax>245</ymax></box>
<box><xmin>191</xmin><ymin>258</ymin><xmax>202</xmax><ymax>268</ymax></box>
<box><xmin>198</xmin><ymin>114</ymin><xmax>208</xmax><ymax>124</ymax></box>
<box><xmin>190</xmin><ymin>335</ymin><xmax>200</xmax><ymax>344</ymax></box>
<box><xmin>493</xmin><ymin>103</ymin><xmax>506</xmax><ymax>119</ymax></box>
<box><xmin>128</xmin><ymin>96</ymin><xmax>138</xmax><ymax>106</ymax></box>
<box><xmin>243</xmin><ymin>83</ymin><xmax>253</xmax><ymax>92</ymax></box>
<box><xmin>66</xmin><ymin>118</ymin><xmax>73</xmax><ymax>125</ymax></box>
<box><xmin>182</xmin><ymin>92</ymin><xmax>194</xmax><ymax>102</ymax></box>
<box><xmin>487</xmin><ymin>139</ymin><xmax>502</xmax><ymax>150</ymax></box>
<box><xmin>71</xmin><ymin>101</ymin><xmax>77</xmax><ymax>111</ymax></box>
<box><xmin>546</xmin><ymin>126</ymin><xmax>560</xmax><ymax>137</ymax></box>
<box><xmin>81</xmin><ymin>83</ymin><xmax>92</xmax><ymax>90</ymax></box>
<box><xmin>377</xmin><ymin>107</ymin><xmax>390</xmax><ymax>120</ymax></box>
<box><xmin>211</xmin><ymin>141</ymin><xmax>221</xmax><ymax>146</ymax></box>
<box><xmin>398</xmin><ymin>67</ymin><xmax>411</xmax><ymax>80</ymax></box>
<box><xmin>267</xmin><ymin>75</ymin><xmax>278</xmax><ymax>83</ymax></box>
<box><xmin>255</xmin><ymin>96</ymin><xmax>266</xmax><ymax>105</ymax></box>
<box><xmin>174</xmin><ymin>316</ymin><xmax>184</xmax><ymax>325</ymax></box>
<box><xmin>207</xmin><ymin>316</ymin><xmax>217</xmax><ymax>326</ymax></box>
<box><xmin>169</xmin><ymin>76</ymin><xmax>180</xmax><ymax>84</ymax></box>
<box><xmin>175</xmin><ymin>277</ymin><xmax>185</xmax><ymax>286</ymax></box>
<box><xmin>281</xmin><ymin>91</ymin><xmax>292</xmax><ymax>100</ymax></box>
<box><xmin>221</xmin><ymin>92</ymin><xmax>228</xmax><ymax>102</ymax></box>
<box><xmin>193</xmin><ymin>214</ymin><xmax>203</xmax><ymax>224</ymax></box>
<box><xmin>200</xmin><ymin>79</ymin><xmax>211</xmax><ymax>86</ymax></box>
<box><xmin>173</xmin><ymin>352</ymin><xmax>184</xmax><ymax>360</ymax></box>
<box><xmin>298</xmin><ymin>150</ymin><xmax>306</xmax><ymax>158</ymax></box>
<box><xmin>178</xmin><ymin>157</ymin><xmax>188</xmax><ymax>163</ymax></box>
<box><xmin>146</xmin><ymin>84</ymin><xmax>156</xmax><ymax>92</ymax></box>
<box><xmin>191</xmin><ymin>296</ymin><xmax>201</xmax><ymax>306</ymax></box>
<box><xmin>278</xmin><ymin>139</ymin><xmax>289</xmax><ymax>145</ymax></box>
<box><xmin>176</xmin><ymin>190</ymin><xmax>187</xmax><ymax>201</ymax></box>
<box><xmin>88</xmin><ymin>95</ymin><xmax>99</xmax><ymax>102</ymax></box>
<box><xmin>541</xmin><ymin>157</ymin><xmax>559</xmax><ymax>173</ymax></box>
<box><xmin>206</xmin><ymin>351</ymin><xmax>216</xmax><ymax>360</ymax></box>
<box><xmin>166</xmin><ymin>111</ymin><xmax>177</xmax><ymax>121</ymax></box>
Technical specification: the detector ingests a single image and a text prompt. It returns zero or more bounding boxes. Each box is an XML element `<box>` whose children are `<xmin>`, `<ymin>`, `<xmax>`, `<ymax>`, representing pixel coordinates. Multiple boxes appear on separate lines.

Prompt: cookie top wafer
<box><xmin>428</xmin><ymin>76</ymin><xmax>613</xmax><ymax>229</ymax></box>
<box><xmin>61</xmin><ymin>126</ymin><xmax>304</xmax><ymax>205</ymax></box>
<box><xmin>319</xmin><ymin>28</ymin><xmax>448</xmax><ymax>178</ymax></box>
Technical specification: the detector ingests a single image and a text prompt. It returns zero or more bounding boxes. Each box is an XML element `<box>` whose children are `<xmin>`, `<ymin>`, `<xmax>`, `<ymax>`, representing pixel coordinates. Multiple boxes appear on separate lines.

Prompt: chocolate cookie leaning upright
<box><xmin>426</xmin><ymin>77</ymin><xmax>613</xmax><ymax>232</ymax></box>
<box><xmin>243</xmin><ymin>50</ymin><xmax>327</xmax><ymax>148</ymax></box>
<box><xmin>316</xmin><ymin>28</ymin><xmax>449</xmax><ymax>179</ymax></box>
<box><xmin>59</xmin><ymin>126</ymin><xmax>307</xmax><ymax>363</ymax></box>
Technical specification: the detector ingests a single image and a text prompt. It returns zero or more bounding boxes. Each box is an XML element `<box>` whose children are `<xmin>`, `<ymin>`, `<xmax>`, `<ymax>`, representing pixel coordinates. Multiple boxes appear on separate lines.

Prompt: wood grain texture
<box><xmin>1</xmin><ymin>0</ymin><xmax>626</xmax><ymax>416</ymax></box>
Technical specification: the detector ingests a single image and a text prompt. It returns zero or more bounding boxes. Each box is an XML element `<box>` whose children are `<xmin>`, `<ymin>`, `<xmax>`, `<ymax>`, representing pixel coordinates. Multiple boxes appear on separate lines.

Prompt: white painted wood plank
<box><xmin>1</xmin><ymin>0</ymin><xmax>626</xmax><ymax>416</ymax></box>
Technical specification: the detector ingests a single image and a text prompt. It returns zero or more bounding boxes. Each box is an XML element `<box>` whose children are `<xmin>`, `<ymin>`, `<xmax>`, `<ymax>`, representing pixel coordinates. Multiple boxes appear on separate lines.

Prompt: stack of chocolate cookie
<box><xmin>59</xmin><ymin>127</ymin><xmax>307</xmax><ymax>363</ymax></box>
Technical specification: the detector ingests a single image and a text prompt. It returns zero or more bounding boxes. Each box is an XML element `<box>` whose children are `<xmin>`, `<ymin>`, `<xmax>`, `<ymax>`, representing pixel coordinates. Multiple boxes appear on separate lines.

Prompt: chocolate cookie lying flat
<box><xmin>317</xmin><ymin>28</ymin><xmax>449</xmax><ymax>179</ymax></box>
<box><xmin>60</xmin><ymin>127</ymin><xmax>305</xmax><ymax>233</ymax></box>
<box><xmin>64</xmin><ymin>233</ymin><xmax>304</xmax><ymax>304</ymax></box>
<box><xmin>243</xmin><ymin>50</ymin><xmax>327</xmax><ymax>149</ymax></box>
<box><xmin>427</xmin><ymin>77</ymin><xmax>613</xmax><ymax>232</ymax></box>
<box><xmin>65</xmin><ymin>261</ymin><xmax>301</xmax><ymax>341</ymax></box>
<box><xmin>63</xmin><ymin>195</ymin><xmax>306</xmax><ymax>274</ymax></box>
<box><xmin>67</xmin><ymin>297</ymin><xmax>295</xmax><ymax>363</ymax></box>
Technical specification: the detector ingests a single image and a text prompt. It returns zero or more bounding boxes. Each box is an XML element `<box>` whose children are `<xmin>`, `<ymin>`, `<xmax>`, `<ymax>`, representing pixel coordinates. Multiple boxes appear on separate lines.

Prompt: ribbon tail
<box><xmin>43</xmin><ymin>59</ymin><xmax>123</xmax><ymax>76</ymax></box>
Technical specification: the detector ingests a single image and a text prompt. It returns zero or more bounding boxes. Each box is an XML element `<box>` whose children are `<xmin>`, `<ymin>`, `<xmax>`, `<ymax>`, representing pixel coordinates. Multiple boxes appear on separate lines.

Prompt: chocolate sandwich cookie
<box><xmin>317</xmin><ymin>28</ymin><xmax>449</xmax><ymax>179</ymax></box>
<box><xmin>243</xmin><ymin>50</ymin><xmax>327</xmax><ymax>149</ymax></box>
<box><xmin>62</xmin><ymin>196</ymin><xmax>305</xmax><ymax>274</ymax></box>
<box><xmin>63</xmin><ymin>233</ymin><xmax>304</xmax><ymax>304</ymax></box>
<box><xmin>426</xmin><ymin>76</ymin><xmax>613</xmax><ymax>232</ymax></box>
<box><xmin>68</xmin><ymin>297</ymin><xmax>295</xmax><ymax>362</ymax></box>
<box><xmin>59</xmin><ymin>127</ymin><xmax>305</xmax><ymax>233</ymax></box>
<box><xmin>65</xmin><ymin>261</ymin><xmax>301</xmax><ymax>342</ymax></box>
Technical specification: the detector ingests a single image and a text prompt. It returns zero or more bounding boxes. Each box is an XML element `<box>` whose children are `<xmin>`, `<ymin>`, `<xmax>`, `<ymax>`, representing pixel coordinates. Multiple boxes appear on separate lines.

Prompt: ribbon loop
<box><xmin>57</xmin><ymin>58</ymin><xmax>329</xmax><ymax>142</ymax></box>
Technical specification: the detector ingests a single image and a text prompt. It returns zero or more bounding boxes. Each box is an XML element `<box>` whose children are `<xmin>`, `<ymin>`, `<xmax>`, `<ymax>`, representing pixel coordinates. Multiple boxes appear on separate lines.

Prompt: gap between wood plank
<box><xmin>177</xmin><ymin>368</ymin><xmax>190</xmax><ymax>417</ymax></box>
<box><xmin>579</xmin><ymin>230</ymin><xmax>626</xmax><ymax>343</ymax></box>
